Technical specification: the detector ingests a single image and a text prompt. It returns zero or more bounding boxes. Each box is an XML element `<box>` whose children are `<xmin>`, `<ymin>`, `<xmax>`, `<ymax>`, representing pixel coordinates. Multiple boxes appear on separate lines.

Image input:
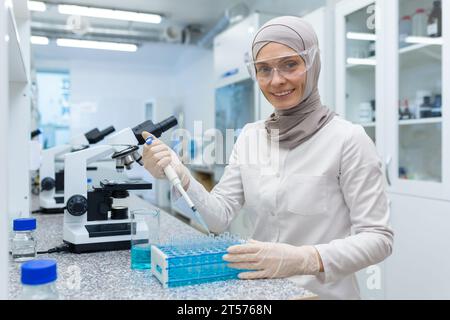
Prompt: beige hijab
<box><xmin>252</xmin><ymin>16</ymin><xmax>335</xmax><ymax>149</ymax></box>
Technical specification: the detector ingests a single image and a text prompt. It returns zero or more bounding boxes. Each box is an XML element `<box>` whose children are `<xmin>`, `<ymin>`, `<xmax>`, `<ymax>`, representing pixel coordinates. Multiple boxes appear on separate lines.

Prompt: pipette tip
<box><xmin>191</xmin><ymin>206</ymin><xmax>210</xmax><ymax>235</ymax></box>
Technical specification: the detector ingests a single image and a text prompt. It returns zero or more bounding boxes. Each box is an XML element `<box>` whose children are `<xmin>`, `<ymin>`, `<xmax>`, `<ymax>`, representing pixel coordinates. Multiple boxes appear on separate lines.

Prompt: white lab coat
<box><xmin>183</xmin><ymin>116</ymin><xmax>394</xmax><ymax>300</ymax></box>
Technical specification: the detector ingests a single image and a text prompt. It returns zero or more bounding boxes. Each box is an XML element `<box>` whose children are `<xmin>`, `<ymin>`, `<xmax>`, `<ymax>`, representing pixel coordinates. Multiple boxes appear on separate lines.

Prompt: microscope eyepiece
<box><xmin>85</xmin><ymin>126</ymin><xmax>116</xmax><ymax>144</ymax></box>
<box><xmin>157</xmin><ymin>116</ymin><xmax>178</xmax><ymax>134</ymax></box>
<box><xmin>100</xmin><ymin>126</ymin><xmax>115</xmax><ymax>137</ymax></box>
<box><xmin>133</xmin><ymin>116</ymin><xmax>178</xmax><ymax>144</ymax></box>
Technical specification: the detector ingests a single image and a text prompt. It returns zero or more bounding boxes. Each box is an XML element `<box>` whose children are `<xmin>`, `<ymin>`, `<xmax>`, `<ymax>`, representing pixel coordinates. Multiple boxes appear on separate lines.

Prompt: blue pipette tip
<box><xmin>145</xmin><ymin>136</ymin><xmax>153</xmax><ymax>145</ymax></box>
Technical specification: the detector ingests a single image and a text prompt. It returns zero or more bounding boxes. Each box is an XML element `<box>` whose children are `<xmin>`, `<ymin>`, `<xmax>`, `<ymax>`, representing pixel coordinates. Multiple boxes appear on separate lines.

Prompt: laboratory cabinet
<box><xmin>335</xmin><ymin>0</ymin><xmax>377</xmax><ymax>143</ymax></box>
<box><xmin>336</xmin><ymin>0</ymin><xmax>450</xmax><ymax>200</ymax></box>
<box><xmin>0</xmin><ymin>0</ymin><xmax>31</xmax><ymax>219</ymax></box>
<box><xmin>336</xmin><ymin>0</ymin><xmax>450</xmax><ymax>299</ymax></box>
<box><xmin>0</xmin><ymin>0</ymin><xmax>31</xmax><ymax>300</ymax></box>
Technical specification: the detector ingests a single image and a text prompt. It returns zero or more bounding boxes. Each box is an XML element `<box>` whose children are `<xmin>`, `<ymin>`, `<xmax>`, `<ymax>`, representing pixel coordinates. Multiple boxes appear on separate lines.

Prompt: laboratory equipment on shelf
<box><xmin>145</xmin><ymin>136</ymin><xmax>210</xmax><ymax>234</ymax></box>
<box><xmin>414</xmin><ymin>90</ymin><xmax>433</xmax><ymax>119</ymax></box>
<box><xmin>399</xmin><ymin>15</ymin><xmax>412</xmax><ymax>47</ymax></box>
<box><xmin>399</xmin><ymin>99</ymin><xmax>414</xmax><ymax>120</ymax></box>
<box><xmin>432</xmin><ymin>94</ymin><xmax>442</xmax><ymax>117</ymax></box>
<box><xmin>412</xmin><ymin>8</ymin><xmax>427</xmax><ymax>37</ymax></box>
<box><xmin>19</xmin><ymin>259</ymin><xmax>59</xmax><ymax>300</ymax></box>
<box><xmin>359</xmin><ymin>102</ymin><xmax>373</xmax><ymax>124</ymax></box>
<box><xmin>63</xmin><ymin>117</ymin><xmax>177</xmax><ymax>253</ymax></box>
<box><xmin>151</xmin><ymin>233</ymin><xmax>246</xmax><ymax>288</ymax></box>
<box><xmin>420</xmin><ymin>96</ymin><xmax>433</xmax><ymax>118</ymax></box>
<box><xmin>427</xmin><ymin>1</ymin><xmax>442</xmax><ymax>37</ymax></box>
<box><xmin>11</xmin><ymin>218</ymin><xmax>37</xmax><ymax>262</ymax></box>
<box><xmin>39</xmin><ymin>126</ymin><xmax>116</xmax><ymax>213</ymax></box>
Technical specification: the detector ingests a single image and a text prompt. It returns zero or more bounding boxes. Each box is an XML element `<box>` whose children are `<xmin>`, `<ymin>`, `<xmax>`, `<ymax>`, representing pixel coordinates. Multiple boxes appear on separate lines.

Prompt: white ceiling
<box><xmin>32</xmin><ymin>0</ymin><xmax>326</xmax><ymax>63</ymax></box>
<box><xmin>35</xmin><ymin>0</ymin><xmax>325</xmax><ymax>30</ymax></box>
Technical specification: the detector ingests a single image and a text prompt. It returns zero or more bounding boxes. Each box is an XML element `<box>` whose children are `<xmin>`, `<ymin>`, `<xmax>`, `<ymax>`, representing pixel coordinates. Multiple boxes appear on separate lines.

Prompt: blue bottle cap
<box><xmin>13</xmin><ymin>218</ymin><xmax>36</xmax><ymax>231</ymax></box>
<box><xmin>21</xmin><ymin>259</ymin><xmax>57</xmax><ymax>285</ymax></box>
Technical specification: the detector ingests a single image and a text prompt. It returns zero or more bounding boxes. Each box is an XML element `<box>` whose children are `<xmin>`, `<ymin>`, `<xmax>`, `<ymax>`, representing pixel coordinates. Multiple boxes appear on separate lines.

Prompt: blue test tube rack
<box><xmin>151</xmin><ymin>233</ymin><xmax>246</xmax><ymax>288</ymax></box>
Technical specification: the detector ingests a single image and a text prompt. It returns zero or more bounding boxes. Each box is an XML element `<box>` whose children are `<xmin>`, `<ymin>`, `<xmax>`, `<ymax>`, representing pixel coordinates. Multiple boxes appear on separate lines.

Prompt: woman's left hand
<box><xmin>223</xmin><ymin>240</ymin><xmax>322</xmax><ymax>279</ymax></box>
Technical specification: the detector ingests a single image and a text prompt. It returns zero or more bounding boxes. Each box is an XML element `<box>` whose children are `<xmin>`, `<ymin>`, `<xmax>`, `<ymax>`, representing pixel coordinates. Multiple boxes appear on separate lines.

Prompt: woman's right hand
<box><xmin>141</xmin><ymin>131</ymin><xmax>191</xmax><ymax>190</ymax></box>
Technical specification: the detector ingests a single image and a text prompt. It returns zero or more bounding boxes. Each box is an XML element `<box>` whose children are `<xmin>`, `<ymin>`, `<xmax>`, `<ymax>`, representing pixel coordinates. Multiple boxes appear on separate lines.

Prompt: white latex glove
<box><xmin>141</xmin><ymin>131</ymin><xmax>190</xmax><ymax>190</ymax></box>
<box><xmin>223</xmin><ymin>239</ymin><xmax>322</xmax><ymax>280</ymax></box>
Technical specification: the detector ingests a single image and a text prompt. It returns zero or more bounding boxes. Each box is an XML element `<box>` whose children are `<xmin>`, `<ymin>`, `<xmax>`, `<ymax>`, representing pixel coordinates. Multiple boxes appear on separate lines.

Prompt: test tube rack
<box><xmin>151</xmin><ymin>233</ymin><xmax>245</xmax><ymax>288</ymax></box>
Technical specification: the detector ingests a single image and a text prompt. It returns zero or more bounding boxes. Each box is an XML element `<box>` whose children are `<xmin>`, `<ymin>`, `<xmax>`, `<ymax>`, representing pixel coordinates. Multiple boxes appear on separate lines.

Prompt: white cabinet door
<box><xmin>382</xmin><ymin>0</ymin><xmax>450</xmax><ymax>200</ymax></box>
<box><xmin>385</xmin><ymin>192</ymin><xmax>450</xmax><ymax>299</ymax></box>
<box><xmin>336</xmin><ymin>0</ymin><xmax>377</xmax><ymax>143</ymax></box>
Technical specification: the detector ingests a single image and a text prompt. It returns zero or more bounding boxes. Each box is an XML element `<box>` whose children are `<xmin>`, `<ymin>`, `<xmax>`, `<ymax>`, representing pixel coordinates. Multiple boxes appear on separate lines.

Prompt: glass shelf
<box><xmin>398</xmin><ymin>117</ymin><xmax>442</xmax><ymax>125</ymax></box>
<box><xmin>361</xmin><ymin>122</ymin><xmax>376</xmax><ymax>127</ymax></box>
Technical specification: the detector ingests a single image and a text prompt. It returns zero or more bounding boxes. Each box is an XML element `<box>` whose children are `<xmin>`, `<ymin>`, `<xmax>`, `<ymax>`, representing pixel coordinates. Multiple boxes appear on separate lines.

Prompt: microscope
<box><xmin>63</xmin><ymin>117</ymin><xmax>178</xmax><ymax>253</ymax></box>
<box><xmin>39</xmin><ymin>126</ymin><xmax>116</xmax><ymax>213</ymax></box>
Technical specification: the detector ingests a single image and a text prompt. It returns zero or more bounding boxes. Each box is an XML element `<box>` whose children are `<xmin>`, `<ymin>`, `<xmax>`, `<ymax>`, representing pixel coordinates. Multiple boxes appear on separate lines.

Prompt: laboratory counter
<box><xmin>9</xmin><ymin>195</ymin><xmax>316</xmax><ymax>300</ymax></box>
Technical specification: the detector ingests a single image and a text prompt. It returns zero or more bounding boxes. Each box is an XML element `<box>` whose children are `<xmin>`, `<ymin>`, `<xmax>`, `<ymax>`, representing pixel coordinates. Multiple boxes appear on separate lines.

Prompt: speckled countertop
<box><xmin>9</xmin><ymin>195</ymin><xmax>316</xmax><ymax>300</ymax></box>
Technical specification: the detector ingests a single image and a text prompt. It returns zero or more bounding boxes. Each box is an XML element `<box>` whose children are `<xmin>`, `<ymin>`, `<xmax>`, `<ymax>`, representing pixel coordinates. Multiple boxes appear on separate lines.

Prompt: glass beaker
<box><xmin>130</xmin><ymin>208</ymin><xmax>160</xmax><ymax>270</ymax></box>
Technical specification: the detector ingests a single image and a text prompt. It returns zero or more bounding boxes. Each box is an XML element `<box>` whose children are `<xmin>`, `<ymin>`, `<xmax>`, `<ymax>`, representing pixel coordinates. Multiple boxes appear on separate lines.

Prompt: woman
<box><xmin>141</xmin><ymin>16</ymin><xmax>393</xmax><ymax>300</ymax></box>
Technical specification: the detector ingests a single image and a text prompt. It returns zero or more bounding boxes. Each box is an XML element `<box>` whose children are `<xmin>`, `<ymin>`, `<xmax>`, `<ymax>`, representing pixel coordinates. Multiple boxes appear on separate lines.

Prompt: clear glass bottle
<box><xmin>368</xmin><ymin>41</ymin><xmax>376</xmax><ymax>57</ymax></box>
<box><xmin>399</xmin><ymin>15</ymin><xmax>412</xmax><ymax>47</ymax></box>
<box><xmin>412</xmin><ymin>8</ymin><xmax>427</xmax><ymax>37</ymax></box>
<box><xmin>427</xmin><ymin>1</ymin><xmax>442</xmax><ymax>37</ymax></box>
<box><xmin>399</xmin><ymin>99</ymin><xmax>413</xmax><ymax>120</ymax></box>
<box><xmin>18</xmin><ymin>259</ymin><xmax>59</xmax><ymax>300</ymax></box>
<box><xmin>12</xmin><ymin>218</ymin><xmax>37</xmax><ymax>262</ymax></box>
<box><xmin>359</xmin><ymin>102</ymin><xmax>373</xmax><ymax>124</ymax></box>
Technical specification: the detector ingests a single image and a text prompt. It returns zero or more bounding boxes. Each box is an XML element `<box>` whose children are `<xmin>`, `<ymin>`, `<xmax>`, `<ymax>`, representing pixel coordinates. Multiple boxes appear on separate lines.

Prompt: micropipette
<box><xmin>145</xmin><ymin>137</ymin><xmax>210</xmax><ymax>234</ymax></box>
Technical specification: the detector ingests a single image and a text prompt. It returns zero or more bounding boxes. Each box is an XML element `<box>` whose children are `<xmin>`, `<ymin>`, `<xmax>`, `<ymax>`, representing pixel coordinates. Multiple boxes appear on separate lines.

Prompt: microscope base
<box><xmin>39</xmin><ymin>194</ymin><xmax>65</xmax><ymax>214</ymax></box>
<box><xmin>63</xmin><ymin>220</ymin><xmax>148</xmax><ymax>253</ymax></box>
<box><xmin>39</xmin><ymin>206</ymin><xmax>65</xmax><ymax>214</ymax></box>
<box><xmin>64</xmin><ymin>240</ymin><xmax>131</xmax><ymax>253</ymax></box>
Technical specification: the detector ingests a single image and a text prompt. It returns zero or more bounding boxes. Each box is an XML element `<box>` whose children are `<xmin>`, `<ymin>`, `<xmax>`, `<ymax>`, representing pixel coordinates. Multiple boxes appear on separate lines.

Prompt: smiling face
<box><xmin>255</xmin><ymin>42</ymin><xmax>307</xmax><ymax>111</ymax></box>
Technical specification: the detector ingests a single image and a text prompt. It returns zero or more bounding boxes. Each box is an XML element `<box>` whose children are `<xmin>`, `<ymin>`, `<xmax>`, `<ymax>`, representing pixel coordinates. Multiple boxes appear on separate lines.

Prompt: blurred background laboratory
<box><xmin>1</xmin><ymin>0</ymin><xmax>449</xmax><ymax>300</ymax></box>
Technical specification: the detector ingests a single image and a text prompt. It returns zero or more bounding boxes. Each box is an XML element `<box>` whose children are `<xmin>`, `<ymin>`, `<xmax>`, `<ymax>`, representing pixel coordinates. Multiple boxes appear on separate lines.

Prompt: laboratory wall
<box><xmin>33</xmin><ymin>42</ymin><xmax>217</xmax><ymax>144</ymax></box>
<box><xmin>33</xmin><ymin>44</ymin><xmax>180</xmax><ymax>138</ymax></box>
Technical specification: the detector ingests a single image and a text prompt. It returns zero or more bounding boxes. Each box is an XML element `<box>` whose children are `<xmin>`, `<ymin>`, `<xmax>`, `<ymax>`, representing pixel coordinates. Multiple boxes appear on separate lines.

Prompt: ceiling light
<box><xmin>58</xmin><ymin>5</ymin><xmax>162</xmax><ymax>24</ymax></box>
<box><xmin>56</xmin><ymin>38</ymin><xmax>137</xmax><ymax>52</ymax></box>
<box><xmin>347</xmin><ymin>58</ymin><xmax>377</xmax><ymax>66</ymax></box>
<box><xmin>346</xmin><ymin>32</ymin><xmax>377</xmax><ymax>41</ymax></box>
<box><xmin>28</xmin><ymin>1</ymin><xmax>46</xmax><ymax>12</ymax></box>
<box><xmin>405</xmin><ymin>36</ymin><xmax>443</xmax><ymax>45</ymax></box>
<box><xmin>31</xmin><ymin>36</ymin><xmax>49</xmax><ymax>45</ymax></box>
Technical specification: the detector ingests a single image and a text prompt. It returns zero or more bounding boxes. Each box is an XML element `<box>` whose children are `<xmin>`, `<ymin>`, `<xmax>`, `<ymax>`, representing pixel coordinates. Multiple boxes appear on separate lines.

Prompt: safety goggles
<box><xmin>245</xmin><ymin>46</ymin><xmax>318</xmax><ymax>83</ymax></box>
